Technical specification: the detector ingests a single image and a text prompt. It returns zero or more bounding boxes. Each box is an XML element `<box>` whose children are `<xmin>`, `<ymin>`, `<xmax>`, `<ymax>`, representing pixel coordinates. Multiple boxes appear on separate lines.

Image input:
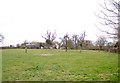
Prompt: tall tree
<box><xmin>60</xmin><ymin>34</ymin><xmax>69</xmax><ymax>52</ymax></box>
<box><xmin>97</xmin><ymin>0</ymin><xmax>120</xmax><ymax>53</ymax></box>
<box><xmin>64</xmin><ymin>34</ymin><xmax>69</xmax><ymax>52</ymax></box>
<box><xmin>78</xmin><ymin>31</ymin><xmax>87</xmax><ymax>53</ymax></box>
<box><xmin>72</xmin><ymin>35</ymin><xmax>79</xmax><ymax>49</ymax></box>
<box><xmin>42</xmin><ymin>30</ymin><xmax>57</xmax><ymax>48</ymax></box>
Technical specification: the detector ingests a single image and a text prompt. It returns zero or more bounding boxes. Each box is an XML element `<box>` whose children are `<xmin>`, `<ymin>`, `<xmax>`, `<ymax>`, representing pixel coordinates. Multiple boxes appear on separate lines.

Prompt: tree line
<box><xmin>1</xmin><ymin>30</ymin><xmax>118</xmax><ymax>53</ymax></box>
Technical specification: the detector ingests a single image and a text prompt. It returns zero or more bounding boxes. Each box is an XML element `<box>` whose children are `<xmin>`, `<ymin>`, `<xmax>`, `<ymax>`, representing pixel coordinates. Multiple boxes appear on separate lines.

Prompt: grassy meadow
<box><xmin>2</xmin><ymin>49</ymin><xmax>118</xmax><ymax>81</ymax></box>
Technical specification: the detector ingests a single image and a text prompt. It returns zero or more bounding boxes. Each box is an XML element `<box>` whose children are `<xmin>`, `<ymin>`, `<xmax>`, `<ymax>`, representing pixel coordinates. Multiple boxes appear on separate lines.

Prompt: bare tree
<box><xmin>72</xmin><ymin>34</ymin><xmax>79</xmax><ymax>50</ymax></box>
<box><xmin>60</xmin><ymin>34</ymin><xmax>69</xmax><ymax>52</ymax></box>
<box><xmin>78</xmin><ymin>31</ymin><xmax>87</xmax><ymax>53</ymax></box>
<box><xmin>97</xmin><ymin>0</ymin><xmax>120</xmax><ymax>53</ymax></box>
<box><xmin>42</xmin><ymin>30</ymin><xmax>57</xmax><ymax>48</ymax></box>
<box><xmin>64</xmin><ymin>34</ymin><xmax>69</xmax><ymax>52</ymax></box>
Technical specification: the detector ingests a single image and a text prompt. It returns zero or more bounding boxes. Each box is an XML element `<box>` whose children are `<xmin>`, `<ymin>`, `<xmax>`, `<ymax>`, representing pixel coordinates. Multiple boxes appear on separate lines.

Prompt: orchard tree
<box><xmin>60</xmin><ymin>34</ymin><xmax>69</xmax><ymax>52</ymax></box>
<box><xmin>78</xmin><ymin>31</ymin><xmax>87</xmax><ymax>53</ymax></box>
<box><xmin>42</xmin><ymin>30</ymin><xmax>56</xmax><ymax>48</ymax></box>
<box><xmin>64</xmin><ymin>34</ymin><xmax>69</xmax><ymax>52</ymax></box>
<box><xmin>72</xmin><ymin>34</ymin><xmax>79</xmax><ymax>49</ymax></box>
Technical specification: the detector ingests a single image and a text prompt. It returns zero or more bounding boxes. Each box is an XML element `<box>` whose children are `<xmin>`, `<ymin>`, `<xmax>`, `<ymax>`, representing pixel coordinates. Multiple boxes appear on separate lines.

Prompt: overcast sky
<box><xmin>0</xmin><ymin>0</ymin><xmax>107</xmax><ymax>46</ymax></box>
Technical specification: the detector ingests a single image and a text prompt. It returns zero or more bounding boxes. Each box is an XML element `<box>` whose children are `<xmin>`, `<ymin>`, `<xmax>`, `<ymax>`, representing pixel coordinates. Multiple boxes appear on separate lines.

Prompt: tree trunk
<box><xmin>25</xmin><ymin>46</ymin><xmax>27</xmax><ymax>53</ymax></box>
<box><xmin>79</xmin><ymin>43</ymin><xmax>82</xmax><ymax>53</ymax></box>
<box><xmin>75</xmin><ymin>43</ymin><xmax>78</xmax><ymax>50</ymax></box>
<box><xmin>118</xmin><ymin>39</ymin><xmax>120</xmax><ymax>54</ymax></box>
<box><xmin>80</xmin><ymin>46</ymin><xmax>82</xmax><ymax>53</ymax></box>
<box><xmin>65</xmin><ymin>40</ymin><xmax>67</xmax><ymax>52</ymax></box>
<box><xmin>80</xmin><ymin>49</ymin><xmax>81</xmax><ymax>53</ymax></box>
<box><xmin>65</xmin><ymin>46</ymin><xmax>67</xmax><ymax>52</ymax></box>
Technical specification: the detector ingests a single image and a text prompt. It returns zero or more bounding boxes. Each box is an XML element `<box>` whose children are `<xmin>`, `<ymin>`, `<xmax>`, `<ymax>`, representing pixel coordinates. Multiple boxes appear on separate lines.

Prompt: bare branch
<box><xmin>103</xmin><ymin>0</ymin><xmax>118</xmax><ymax>15</ymax></box>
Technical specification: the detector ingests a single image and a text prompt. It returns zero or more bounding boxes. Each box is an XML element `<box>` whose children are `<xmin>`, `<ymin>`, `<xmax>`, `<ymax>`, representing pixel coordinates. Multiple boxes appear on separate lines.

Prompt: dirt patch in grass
<box><xmin>34</xmin><ymin>54</ymin><xmax>54</xmax><ymax>56</ymax></box>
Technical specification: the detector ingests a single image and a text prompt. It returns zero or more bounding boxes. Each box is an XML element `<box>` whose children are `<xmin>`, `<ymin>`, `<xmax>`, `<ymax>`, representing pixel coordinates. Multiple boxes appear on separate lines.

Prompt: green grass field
<box><xmin>2</xmin><ymin>49</ymin><xmax>118</xmax><ymax>81</ymax></box>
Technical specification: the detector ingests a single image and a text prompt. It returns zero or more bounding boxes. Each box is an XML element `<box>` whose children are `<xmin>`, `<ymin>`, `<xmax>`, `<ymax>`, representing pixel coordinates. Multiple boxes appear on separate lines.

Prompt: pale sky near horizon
<box><xmin>0</xmin><ymin>0</ymin><xmax>111</xmax><ymax>46</ymax></box>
